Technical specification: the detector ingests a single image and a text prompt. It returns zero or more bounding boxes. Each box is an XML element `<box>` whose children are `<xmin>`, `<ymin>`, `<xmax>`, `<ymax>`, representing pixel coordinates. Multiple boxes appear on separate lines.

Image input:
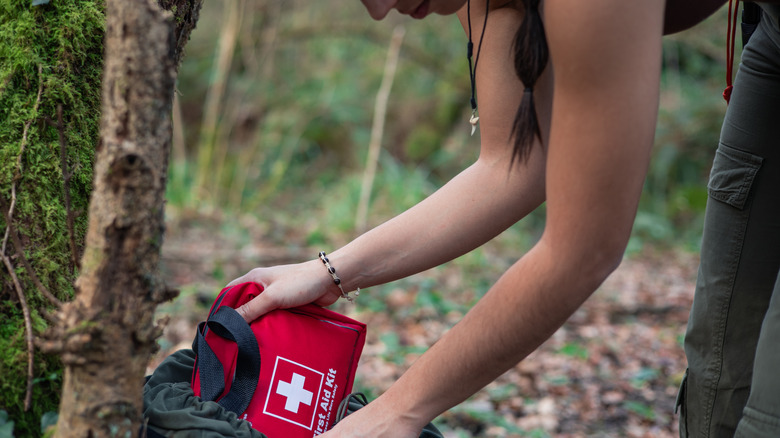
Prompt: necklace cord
<box><xmin>467</xmin><ymin>0</ymin><xmax>490</xmax><ymax>111</ymax></box>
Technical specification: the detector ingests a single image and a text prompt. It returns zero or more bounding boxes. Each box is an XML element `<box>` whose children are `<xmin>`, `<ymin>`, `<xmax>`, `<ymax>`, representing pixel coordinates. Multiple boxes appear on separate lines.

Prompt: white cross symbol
<box><xmin>275</xmin><ymin>373</ymin><xmax>313</xmax><ymax>413</ymax></box>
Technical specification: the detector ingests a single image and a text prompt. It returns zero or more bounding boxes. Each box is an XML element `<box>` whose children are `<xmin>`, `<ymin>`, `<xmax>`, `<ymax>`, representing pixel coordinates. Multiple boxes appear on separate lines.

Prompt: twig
<box><xmin>0</xmin><ymin>64</ymin><xmax>47</xmax><ymax>411</ymax></box>
<box><xmin>356</xmin><ymin>25</ymin><xmax>405</xmax><ymax>233</ymax></box>
<box><xmin>171</xmin><ymin>92</ymin><xmax>187</xmax><ymax>191</ymax></box>
<box><xmin>1</xmin><ymin>185</ymin><xmax>17</xmax><ymax>254</ymax></box>
<box><xmin>0</xmin><ymin>197</ymin><xmax>62</xmax><ymax>308</ymax></box>
<box><xmin>211</xmin><ymin>87</ymin><xmax>242</xmax><ymax>205</ymax></box>
<box><xmin>14</xmin><ymin>65</ymin><xmax>44</xmax><ymax>181</ymax></box>
<box><xmin>0</xmin><ymin>252</ymin><xmax>34</xmax><ymax>411</ymax></box>
<box><xmin>38</xmin><ymin>307</ymin><xmax>60</xmax><ymax>325</ymax></box>
<box><xmin>280</xmin><ymin>24</ymin><xmax>441</xmax><ymax>75</ymax></box>
<box><xmin>238</xmin><ymin>0</ymin><xmax>260</xmax><ymax>76</ymax></box>
<box><xmin>195</xmin><ymin>0</ymin><xmax>242</xmax><ymax>205</ymax></box>
<box><xmin>3</xmin><ymin>64</ymin><xmax>44</xmax><ymax>254</ymax></box>
<box><xmin>51</xmin><ymin>104</ymin><xmax>80</xmax><ymax>272</ymax></box>
<box><xmin>258</xmin><ymin>0</ymin><xmax>282</xmax><ymax>78</ymax></box>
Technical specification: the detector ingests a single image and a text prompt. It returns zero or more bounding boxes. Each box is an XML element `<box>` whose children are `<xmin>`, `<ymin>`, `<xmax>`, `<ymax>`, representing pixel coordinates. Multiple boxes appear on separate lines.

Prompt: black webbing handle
<box><xmin>195</xmin><ymin>306</ymin><xmax>261</xmax><ymax>415</ymax></box>
<box><xmin>742</xmin><ymin>2</ymin><xmax>761</xmax><ymax>47</ymax></box>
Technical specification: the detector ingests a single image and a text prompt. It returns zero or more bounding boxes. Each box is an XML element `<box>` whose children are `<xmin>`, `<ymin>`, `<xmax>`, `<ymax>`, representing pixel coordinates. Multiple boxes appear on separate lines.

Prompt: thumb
<box><xmin>235</xmin><ymin>291</ymin><xmax>277</xmax><ymax>322</ymax></box>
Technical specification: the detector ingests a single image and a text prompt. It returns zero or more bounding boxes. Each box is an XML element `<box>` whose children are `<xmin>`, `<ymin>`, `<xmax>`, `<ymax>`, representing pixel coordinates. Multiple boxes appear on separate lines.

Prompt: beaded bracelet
<box><xmin>318</xmin><ymin>251</ymin><xmax>359</xmax><ymax>302</ymax></box>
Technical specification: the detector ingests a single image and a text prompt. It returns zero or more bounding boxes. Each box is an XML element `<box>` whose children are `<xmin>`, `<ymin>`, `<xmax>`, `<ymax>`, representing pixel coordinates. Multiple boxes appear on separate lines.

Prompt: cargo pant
<box><xmin>677</xmin><ymin>5</ymin><xmax>780</xmax><ymax>437</ymax></box>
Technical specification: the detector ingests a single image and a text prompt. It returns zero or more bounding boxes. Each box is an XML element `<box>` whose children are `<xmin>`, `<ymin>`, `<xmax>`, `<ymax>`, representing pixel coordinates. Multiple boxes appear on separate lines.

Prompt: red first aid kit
<box><xmin>191</xmin><ymin>282</ymin><xmax>367</xmax><ymax>437</ymax></box>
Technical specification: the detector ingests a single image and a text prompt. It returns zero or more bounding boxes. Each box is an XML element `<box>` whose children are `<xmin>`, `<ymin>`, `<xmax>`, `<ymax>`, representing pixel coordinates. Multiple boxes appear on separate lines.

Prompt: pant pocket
<box><xmin>707</xmin><ymin>143</ymin><xmax>763</xmax><ymax>209</ymax></box>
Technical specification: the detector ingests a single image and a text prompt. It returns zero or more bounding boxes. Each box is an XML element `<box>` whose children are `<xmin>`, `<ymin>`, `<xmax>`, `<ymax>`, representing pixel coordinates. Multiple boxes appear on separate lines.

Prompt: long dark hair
<box><xmin>510</xmin><ymin>0</ymin><xmax>548</xmax><ymax>165</ymax></box>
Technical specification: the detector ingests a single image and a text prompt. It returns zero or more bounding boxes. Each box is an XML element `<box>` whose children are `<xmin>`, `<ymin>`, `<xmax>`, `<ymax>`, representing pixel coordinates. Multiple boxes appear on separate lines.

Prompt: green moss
<box><xmin>0</xmin><ymin>0</ymin><xmax>104</xmax><ymax>436</ymax></box>
<box><xmin>0</xmin><ymin>303</ymin><xmax>63</xmax><ymax>438</ymax></box>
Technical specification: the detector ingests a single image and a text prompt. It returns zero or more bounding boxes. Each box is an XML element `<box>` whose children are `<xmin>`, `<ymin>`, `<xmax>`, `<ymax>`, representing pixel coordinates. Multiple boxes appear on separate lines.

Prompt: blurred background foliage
<box><xmin>169</xmin><ymin>0</ymin><xmax>733</xmax><ymax>254</ymax></box>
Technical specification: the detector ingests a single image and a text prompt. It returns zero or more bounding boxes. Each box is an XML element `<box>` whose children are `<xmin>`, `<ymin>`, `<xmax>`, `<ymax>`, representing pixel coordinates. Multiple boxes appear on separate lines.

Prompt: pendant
<box><xmin>469</xmin><ymin>109</ymin><xmax>479</xmax><ymax>136</ymax></box>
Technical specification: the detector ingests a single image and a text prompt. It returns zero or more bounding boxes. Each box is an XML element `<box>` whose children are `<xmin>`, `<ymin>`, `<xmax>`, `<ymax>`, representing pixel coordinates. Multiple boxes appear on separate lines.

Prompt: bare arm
<box><xmin>231</xmin><ymin>2</ymin><xmax>550</xmax><ymax>321</ymax></box>
<box><xmin>327</xmin><ymin>2</ymin><xmax>550</xmax><ymax>293</ymax></box>
<box><xmin>322</xmin><ymin>0</ymin><xmax>665</xmax><ymax>435</ymax></box>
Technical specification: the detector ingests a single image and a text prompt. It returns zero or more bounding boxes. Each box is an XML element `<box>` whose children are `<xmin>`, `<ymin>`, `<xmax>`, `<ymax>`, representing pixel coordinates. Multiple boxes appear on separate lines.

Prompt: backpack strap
<box><xmin>742</xmin><ymin>2</ymin><xmax>762</xmax><ymax>46</ymax></box>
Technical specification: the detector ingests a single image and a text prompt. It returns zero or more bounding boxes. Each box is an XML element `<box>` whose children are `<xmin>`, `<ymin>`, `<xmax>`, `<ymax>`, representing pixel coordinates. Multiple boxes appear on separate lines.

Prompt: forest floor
<box><xmin>148</xmin><ymin>211</ymin><xmax>699</xmax><ymax>438</ymax></box>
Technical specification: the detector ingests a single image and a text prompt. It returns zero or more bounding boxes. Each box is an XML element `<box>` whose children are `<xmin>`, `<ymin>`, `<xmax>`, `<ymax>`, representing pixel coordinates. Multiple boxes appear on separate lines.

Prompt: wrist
<box><xmin>318</xmin><ymin>251</ymin><xmax>360</xmax><ymax>302</ymax></box>
<box><xmin>372</xmin><ymin>390</ymin><xmax>432</xmax><ymax>434</ymax></box>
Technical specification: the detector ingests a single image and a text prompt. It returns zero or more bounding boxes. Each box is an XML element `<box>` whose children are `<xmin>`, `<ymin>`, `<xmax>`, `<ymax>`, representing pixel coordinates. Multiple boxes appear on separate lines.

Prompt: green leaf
<box><xmin>41</xmin><ymin>412</ymin><xmax>58</xmax><ymax>433</ymax></box>
<box><xmin>557</xmin><ymin>342</ymin><xmax>589</xmax><ymax>360</ymax></box>
<box><xmin>624</xmin><ymin>400</ymin><xmax>656</xmax><ymax>421</ymax></box>
<box><xmin>0</xmin><ymin>410</ymin><xmax>14</xmax><ymax>438</ymax></box>
<box><xmin>32</xmin><ymin>0</ymin><xmax>51</xmax><ymax>5</ymax></box>
<box><xmin>0</xmin><ymin>423</ymin><xmax>14</xmax><ymax>438</ymax></box>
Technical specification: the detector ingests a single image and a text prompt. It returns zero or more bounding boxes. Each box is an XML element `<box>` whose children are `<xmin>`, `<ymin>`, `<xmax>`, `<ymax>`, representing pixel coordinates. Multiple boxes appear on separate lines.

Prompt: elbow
<box><xmin>587</xmin><ymin>240</ymin><xmax>625</xmax><ymax>287</ymax></box>
<box><xmin>571</xmin><ymin>244</ymin><xmax>625</xmax><ymax>295</ymax></box>
<box><xmin>542</xmin><ymin>232</ymin><xmax>627</xmax><ymax>294</ymax></box>
<box><xmin>582</xmin><ymin>234</ymin><xmax>627</xmax><ymax>290</ymax></box>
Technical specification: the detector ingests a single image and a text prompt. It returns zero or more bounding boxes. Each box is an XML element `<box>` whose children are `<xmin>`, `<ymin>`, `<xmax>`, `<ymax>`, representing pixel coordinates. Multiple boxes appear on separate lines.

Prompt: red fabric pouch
<box><xmin>191</xmin><ymin>282</ymin><xmax>367</xmax><ymax>437</ymax></box>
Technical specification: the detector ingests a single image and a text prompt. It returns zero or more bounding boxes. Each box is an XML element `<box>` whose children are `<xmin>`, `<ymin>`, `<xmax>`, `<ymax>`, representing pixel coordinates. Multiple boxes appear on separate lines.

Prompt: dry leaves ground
<box><xmin>149</xmin><ymin>212</ymin><xmax>698</xmax><ymax>438</ymax></box>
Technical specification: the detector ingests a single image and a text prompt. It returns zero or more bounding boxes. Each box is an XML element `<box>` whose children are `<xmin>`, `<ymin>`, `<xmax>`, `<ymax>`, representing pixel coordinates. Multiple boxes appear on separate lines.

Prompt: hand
<box><xmin>228</xmin><ymin>260</ymin><xmax>341</xmax><ymax>322</ymax></box>
<box><xmin>319</xmin><ymin>395</ymin><xmax>423</xmax><ymax>438</ymax></box>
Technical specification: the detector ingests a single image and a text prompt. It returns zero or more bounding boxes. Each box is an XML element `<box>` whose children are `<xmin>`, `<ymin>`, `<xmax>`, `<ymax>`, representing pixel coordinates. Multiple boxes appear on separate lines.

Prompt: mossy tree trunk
<box><xmin>44</xmin><ymin>0</ymin><xmax>202</xmax><ymax>436</ymax></box>
<box><xmin>1</xmin><ymin>0</ymin><xmax>201</xmax><ymax>436</ymax></box>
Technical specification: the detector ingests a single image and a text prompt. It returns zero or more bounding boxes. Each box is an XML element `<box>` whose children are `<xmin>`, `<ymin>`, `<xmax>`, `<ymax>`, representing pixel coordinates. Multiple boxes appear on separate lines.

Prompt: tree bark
<box><xmin>43</xmin><ymin>0</ymin><xmax>202</xmax><ymax>436</ymax></box>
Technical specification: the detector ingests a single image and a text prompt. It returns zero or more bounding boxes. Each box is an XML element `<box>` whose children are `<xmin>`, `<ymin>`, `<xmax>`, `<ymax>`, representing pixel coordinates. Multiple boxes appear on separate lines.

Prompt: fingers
<box><xmin>227</xmin><ymin>268</ymin><xmax>264</xmax><ymax>287</ymax></box>
<box><xmin>235</xmin><ymin>292</ymin><xmax>276</xmax><ymax>322</ymax></box>
<box><xmin>228</xmin><ymin>265</ymin><xmax>277</xmax><ymax>290</ymax></box>
<box><xmin>228</xmin><ymin>261</ymin><xmax>344</xmax><ymax>322</ymax></box>
<box><xmin>227</xmin><ymin>274</ymin><xmax>247</xmax><ymax>287</ymax></box>
<box><xmin>236</xmin><ymin>287</ymin><xmax>339</xmax><ymax>322</ymax></box>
